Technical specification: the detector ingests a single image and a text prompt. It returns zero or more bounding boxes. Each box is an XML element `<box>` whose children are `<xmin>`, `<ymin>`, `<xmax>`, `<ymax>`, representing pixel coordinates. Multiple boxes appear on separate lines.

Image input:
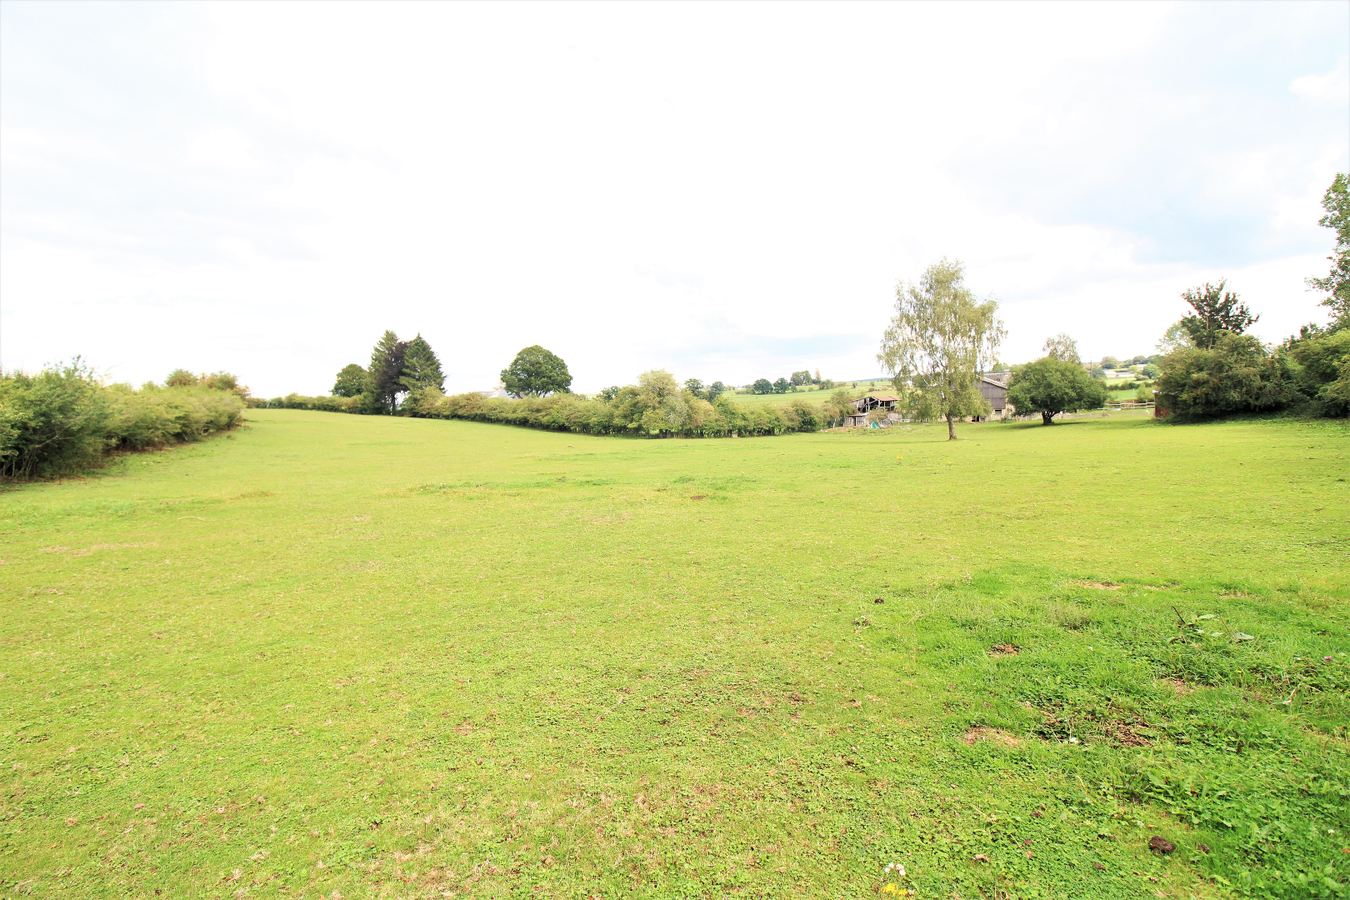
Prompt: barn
<box><xmin>976</xmin><ymin>373</ymin><xmax>1013</xmax><ymax>421</ymax></box>
<box><xmin>845</xmin><ymin>393</ymin><xmax>900</xmax><ymax>427</ymax></box>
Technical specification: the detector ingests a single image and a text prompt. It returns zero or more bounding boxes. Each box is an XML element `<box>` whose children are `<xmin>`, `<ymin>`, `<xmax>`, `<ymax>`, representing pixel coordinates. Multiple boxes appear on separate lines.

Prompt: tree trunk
<box><xmin>946</xmin><ymin>413</ymin><xmax>957</xmax><ymax>440</ymax></box>
<box><xmin>1042</xmin><ymin>411</ymin><xmax>1055</xmax><ymax>425</ymax></box>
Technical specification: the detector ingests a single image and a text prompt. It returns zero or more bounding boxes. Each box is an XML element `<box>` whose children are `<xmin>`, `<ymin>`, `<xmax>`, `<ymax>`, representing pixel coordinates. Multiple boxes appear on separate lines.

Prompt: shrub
<box><xmin>0</xmin><ymin>361</ymin><xmax>112</xmax><ymax>479</ymax></box>
<box><xmin>1285</xmin><ymin>328</ymin><xmax>1350</xmax><ymax>417</ymax></box>
<box><xmin>0</xmin><ymin>363</ymin><xmax>246</xmax><ymax>480</ymax></box>
<box><xmin>1155</xmin><ymin>333</ymin><xmax>1296</xmax><ymax>420</ymax></box>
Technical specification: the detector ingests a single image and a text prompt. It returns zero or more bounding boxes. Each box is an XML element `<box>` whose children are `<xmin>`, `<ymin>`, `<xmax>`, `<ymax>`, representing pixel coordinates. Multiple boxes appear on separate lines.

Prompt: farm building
<box><xmin>845</xmin><ymin>393</ymin><xmax>900</xmax><ymax>427</ymax></box>
<box><xmin>975</xmin><ymin>373</ymin><xmax>1013</xmax><ymax>421</ymax></box>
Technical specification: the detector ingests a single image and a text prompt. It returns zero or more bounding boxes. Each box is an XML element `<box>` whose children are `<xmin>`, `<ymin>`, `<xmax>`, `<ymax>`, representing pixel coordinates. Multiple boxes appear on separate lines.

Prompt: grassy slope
<box><xmin>2</xmin><ymin>411</ymin><xmax>1347</xmax><ymax>899</ymax></box>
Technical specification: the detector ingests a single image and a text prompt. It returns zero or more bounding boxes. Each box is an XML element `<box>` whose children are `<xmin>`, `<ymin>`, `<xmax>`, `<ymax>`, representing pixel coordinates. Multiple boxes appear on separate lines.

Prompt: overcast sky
<box><xmin>2</xmin><ymin>1</ymin><xmax>1346</xmax><ymax>396</ymax></box>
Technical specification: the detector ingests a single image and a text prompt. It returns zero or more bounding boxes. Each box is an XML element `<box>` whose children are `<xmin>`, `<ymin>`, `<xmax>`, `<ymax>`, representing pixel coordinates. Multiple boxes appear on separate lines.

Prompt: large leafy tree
<box><xmin>752</xmin><ymin>378</ymin><xmax>774</xmax><ymax>395</ymax></box>
<box><xmin>1007</xmin><ymin>357</ymin><xmax>1108</xmax><ymax>425</ymax></box>
<box><xmin>369</xmin><ymin>330</ymin><xmax>409</xmax><ymax>413</ymax></box>
<box><xmin>500</xmin><ymin>345</ymin><xmax>572</xmax><ymax>397</ymax></box>
<box><xmin>400</xmin><ymin>334</ymin><xmax>445</xmax><ymax>393</ymax></box>
<box><xmin>1179</xmin><ymin>280</ymin><xmax>1258</xmax><ymax>349</ymax></box>
<box><xmin>331</xmin><ymin>364</ymin><xmax>369</xmax><ymax>398</ymax></box>
<box><xmin>877</xmin><ymin>258</ymin><xmax>1005</xmax><ymax>440</ymax></box>
<box><xmin>1307</xmin><ymin>172</ymin><xmax>1349</xmax><ymax>328</ymax></box>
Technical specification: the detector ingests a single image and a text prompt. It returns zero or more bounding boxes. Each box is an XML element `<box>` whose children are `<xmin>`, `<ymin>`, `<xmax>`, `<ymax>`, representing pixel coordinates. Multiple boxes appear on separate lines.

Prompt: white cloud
<box><xmin>1291</xmin><ymin>56</ymin><xmax>1350</xmax><ymax>103</ymax></box>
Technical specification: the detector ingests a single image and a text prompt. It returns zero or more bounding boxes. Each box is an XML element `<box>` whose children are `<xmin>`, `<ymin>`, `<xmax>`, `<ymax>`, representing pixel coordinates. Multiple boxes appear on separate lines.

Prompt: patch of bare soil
<box><xmin>962</xmin><ymin>727</ymin><xmax>1022</xmax><ymax>748</ymax></box>
<box><xmin>1165</xmin><ymin>678</ymin><xmax>1195</xmax><ymax>695</ymax></box>
<box><xmin>1107</xmin><ymin>722</ymin><xmax>1153</xmax><ymax>747</ymax></box>
<box><xmin>1073</xmin><ymin>580</ymin><xmax>1122</xmax><ymax>590</ymax></box>
<box><xmin>989</xmin><ymin>644</ymin><xmax>1020</xmax><ymax>656</ymax></box>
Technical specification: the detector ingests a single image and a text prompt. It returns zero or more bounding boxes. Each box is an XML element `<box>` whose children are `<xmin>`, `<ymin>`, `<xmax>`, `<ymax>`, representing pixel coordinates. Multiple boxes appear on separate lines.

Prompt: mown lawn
<box><xmin>1</xmin><ymin>410</ymin><xmax>1347</xmax><ymax>899</ymax></box>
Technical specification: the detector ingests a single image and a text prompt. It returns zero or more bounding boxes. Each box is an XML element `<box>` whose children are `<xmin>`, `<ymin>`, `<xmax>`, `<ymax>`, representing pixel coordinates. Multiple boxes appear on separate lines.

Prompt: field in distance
<box><xmin>2</xmin><ymin>410</ymin><xmax>1347</xmax><ymax>898</ymax></box>
<box><xmin>723</xmin><ymin>378</ymin><xmax>893</xmax><ymax>405</ymax></box>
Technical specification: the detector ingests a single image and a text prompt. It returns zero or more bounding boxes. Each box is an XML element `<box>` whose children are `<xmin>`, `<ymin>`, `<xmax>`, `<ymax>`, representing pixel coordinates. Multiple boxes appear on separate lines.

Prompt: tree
<box><xmin>706</xmin><ymin>381</ymin><xmax>727</xmax><ymax>401</ymax></box>
<box><xmin>1156</xmin><ymin>332</ymin><xmax>1294</xmax><ymax>419</ymax></box>
<box><xmin>400</xmin><ymin>334</ymin><xmax>445</xmax><ymax>393</ymax></box>
<box><xmin>813</xmin><ymin>368</ymin><xmax>822</xmax><ymax>384</ymax></box>
<box><xmin>332</xmin><ymin>364</ymin><xmax>369</xmax><ymax>398</ymax></box>
<box><xmin>165</xmin><ymin>369</ymin><xmax>198</xmax><ymax>387</ymax></box>
<box><xmin>1042</xmin><ymin>333</ymin><xmax>1081</xmax><ymax>364</ymax></box>
<box><xmin>790</xmin><ymin>370</ymin><xmax>812</xmax><ymax>386</ymax></box>
<box><xmin>1157</xmin><ymin>320</ymin><xmax>1192</xmax><ymax>355</ymax></box>
<box><xmin>772</xmin><ymin>377</ymin><xmax>790</xmax><ymax>394</ymax></box>
<box><xmin>877</xmin><ymin>258</ymin><xmax>1005</xmax><ymax>440</ymax></box>
<box><xmin>599</xmin><ymin>385</ymin><xmax>621</xmax><ymax>403</ymax></box>
<box><xmin>1307</xmin><ymin>172</ymin><xmax>1350</xmax><ymax>328</ymax></box>
<box><xmin>369</xmin><ymin>330</ymin><xmax>409</xmax><ymax>413</ymax></box>
<box><xmin>752</xmin><ymin>378</ymin><xmax>774</xmax><ymax>395</ymax></box>
<box><xmin>684</xmin><ymin>378</ymin><xmax>705</xmax><ymax>399</ymax></box>
<box><xmin>501</xmin><ymin>346</ymin><xmax>572</xmax><ymax>397</ymax></box>
<box><xmin>1007</xmin><ymin>357</ymin><xmax>1108</xmax><ymax>425</ymax></box>
<box><xmin>1100</xmin><ymin>355</ymin><xmax>1120</xmax><ymax>370</ymax></box>
<box><xmin>1179</xmin><ymin>280</ymin><xmax>1258</xmax><ymax>349</ymax></box>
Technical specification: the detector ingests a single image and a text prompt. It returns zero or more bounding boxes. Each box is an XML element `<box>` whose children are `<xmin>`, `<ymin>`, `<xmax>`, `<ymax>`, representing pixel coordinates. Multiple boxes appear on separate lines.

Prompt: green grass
<box><xmin>2</xmin><ymin>411</ymin><xmax>1348</xmax><ymax>899</ymax></box>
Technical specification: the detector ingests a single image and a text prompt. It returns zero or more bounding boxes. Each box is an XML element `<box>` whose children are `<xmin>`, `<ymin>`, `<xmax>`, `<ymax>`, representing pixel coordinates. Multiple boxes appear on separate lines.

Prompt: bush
<box><xmin>1285</xmin><ymin>328</ymin><xmax>1350</xmax><ymax>417</ymax></box>
<box><xmin>1155</xmin><ymin>333</ymin><xmax>1297</xmax><ymax>420</ymax></box>
<box><xmin>0</xmin><ymin>361</ymin><xmax>112</xmax><ymax>479</ymax></box>
<box><xmin>0</xmin><ymin>362</ymin><xmax>246</xmax><ymax>480</ymax></box>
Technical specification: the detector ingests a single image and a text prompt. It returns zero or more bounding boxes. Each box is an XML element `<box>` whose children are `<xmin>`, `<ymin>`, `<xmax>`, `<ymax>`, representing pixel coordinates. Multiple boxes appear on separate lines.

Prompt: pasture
<box><xmin>2</xmin><ymin>410</ymin><xmax>1347</xmax><ymax>899</ymax></box>
<box><xmin>723</xmin><ymin>380</ymin><xmax>890</xmax><ymax>406</ymax></box>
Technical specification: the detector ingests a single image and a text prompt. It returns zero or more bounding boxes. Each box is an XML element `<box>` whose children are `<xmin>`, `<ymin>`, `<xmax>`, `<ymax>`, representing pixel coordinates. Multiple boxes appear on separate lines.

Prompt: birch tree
<box><xmin>877</xmin><ymin>258</ymin><xmax>1005</xmax><ymax>440</ymax></box>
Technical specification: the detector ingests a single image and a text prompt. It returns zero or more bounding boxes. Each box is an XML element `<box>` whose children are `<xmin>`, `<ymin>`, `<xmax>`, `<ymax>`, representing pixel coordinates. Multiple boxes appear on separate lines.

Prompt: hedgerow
<box><xmin>259</xmin><ymin>387</ymin><xmax>825</xmax><ymax>437</ymax></box>
<box><xmin>0</xmin><ymin>362</ymin><xmax>246</xmax><ymax>481</ymax></box>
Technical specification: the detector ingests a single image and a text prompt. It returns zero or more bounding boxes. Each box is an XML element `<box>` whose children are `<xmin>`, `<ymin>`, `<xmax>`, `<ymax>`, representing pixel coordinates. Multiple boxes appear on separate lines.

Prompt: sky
<box><xmin>1</xmin><ymin>1</ymin><xmax>1347</xmax><ymax>397</ymax></box>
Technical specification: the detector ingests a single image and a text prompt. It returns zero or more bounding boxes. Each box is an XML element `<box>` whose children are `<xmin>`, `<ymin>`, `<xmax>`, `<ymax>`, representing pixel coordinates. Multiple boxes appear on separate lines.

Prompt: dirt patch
<box><xmin>689</xmin><ymin>495</ymin><xmax>707</xmax><ymax>500</ymax></box>
<box><xmin>962</xmin><ymin>727</ymin><xmax>1022</xmax><ymax>748</ymax></box>
<box><xmin>1107</xmin><ymin>722</ymin><xmax>1153</xmax><ymax>747</ymax></box>
<box><xmin>1165</xmin><ymin>678</ymin><xmax>1195</xmax><ymax>695</ymax></box>
<box><xmin>989</xmin><ymin>644</ymin><xmax>1020</xmax><ymax>656</ymax></box>
<box><xmin>1073</xmin><ymin>580</ymin><xmax>1122</xmax><ymax>591</ymax></box>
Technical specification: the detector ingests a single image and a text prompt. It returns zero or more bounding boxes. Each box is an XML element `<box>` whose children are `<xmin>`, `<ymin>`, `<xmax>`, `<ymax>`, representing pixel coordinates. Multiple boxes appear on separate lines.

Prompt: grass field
<box><xmin>724</xmin><ymin>380</ymin><xmax>891</xmax><ymax>406</ymax></box>
<box><xmin>2</xmin><ymin>411</ymin><xmax>1348</xmax><ymax>899</ymax></box>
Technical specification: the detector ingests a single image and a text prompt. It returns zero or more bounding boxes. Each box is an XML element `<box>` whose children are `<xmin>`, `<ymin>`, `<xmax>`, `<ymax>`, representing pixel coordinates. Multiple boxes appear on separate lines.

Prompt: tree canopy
<box><xmin>1007</xmin><ymin>357</ymin><xmax>1108</xmax><ymax>425</ymax></box>
<box><xmin>369</xmin><ymin>331</ymin><xmax>408</xmax><ymax>413</ymax></box>
<box><xmin>752</xmin><ymin>378</ymin><xmax>773</xmax><ymax>395</ymax></box>
<box><xmin>332</xmin><ymin>364</ymin><xmax>369</xmax><ymax>398</ymax></box>
<box><xmin>1179</xmin><ymin>280</ymin><xmax>1258</xmax><ymax>349</ymax></box>
<box><xmin>877</xmin><ymin>258</ymin><xmax>1005</xmax><ymax>439</ymax></box>
<box><xmin>501</xmin><ymin>346</ymin><xmax>572</xmax><ymax>398</ymax></box>
<box><xmin>1307</xmin><ymin>172</ymin><xmax>1349</xmax><ymax>328</ymax></box>
<box><xmin>400</xmin><ymin>334</ymin><xmax>445</xmax><ymax>393</ymax></box>
<box><xmin>1042</xmin><ymin>333</ymin><xmax>1081</xmax><ymax>364</ymax></box>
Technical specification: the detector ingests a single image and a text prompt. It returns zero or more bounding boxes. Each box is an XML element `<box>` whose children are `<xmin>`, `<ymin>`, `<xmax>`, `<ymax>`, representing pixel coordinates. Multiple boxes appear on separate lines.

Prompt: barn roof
<box><xmin>866</xmin><ymin>393</ymin><xmax>900</xmax><ymax>401</ymax></box>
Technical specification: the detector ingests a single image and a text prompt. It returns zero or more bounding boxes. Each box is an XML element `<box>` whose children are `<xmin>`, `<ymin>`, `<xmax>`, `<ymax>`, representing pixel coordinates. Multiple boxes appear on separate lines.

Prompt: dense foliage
<box><xmin>1154</xmin><ymin>333</ymin><xmax>1296</xmax><ymax>420</ymax></box>
<box><xmin>501</xmin><ymin>345</ymin><xmax>572</xmax><ymax>398</ymax></box>
<box><xmin>0</xmin><ymin>362</ymin><xmax>246</xmax><ymax>480</ymax></box>
<box><xmin>1007</xmin><ymin>356</ymin><xmax>1108</xmax><ymax>424</ymax></box>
